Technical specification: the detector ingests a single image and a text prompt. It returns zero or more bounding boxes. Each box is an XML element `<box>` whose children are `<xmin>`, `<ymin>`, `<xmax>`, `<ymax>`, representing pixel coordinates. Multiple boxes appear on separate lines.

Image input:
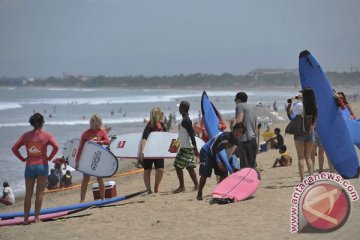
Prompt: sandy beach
<box><xmin>1</xmin><ymin>103</ymin><xmax>360</xmax><ymax>240</ymax></box>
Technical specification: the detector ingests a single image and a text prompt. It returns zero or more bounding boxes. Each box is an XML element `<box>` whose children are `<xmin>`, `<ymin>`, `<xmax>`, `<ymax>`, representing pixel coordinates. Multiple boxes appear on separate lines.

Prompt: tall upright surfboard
<box><xmin>63</xmin><ymin>140</ymin><xmax>118</xmax><ymax>177</ymax></box>
<box><xmin>109</xmin><ymin>132</ymin><xmax>205</xmax><ymax>159</ymax></box>
<box><xmin>298</xmin><ymin>50</ymin><xmax>359</xmax><ymax>178</ymax></box>
<box><xmin>201</xmin><ymin>91</ymin><xmax>234</xmax><ymax>173</ymax></box>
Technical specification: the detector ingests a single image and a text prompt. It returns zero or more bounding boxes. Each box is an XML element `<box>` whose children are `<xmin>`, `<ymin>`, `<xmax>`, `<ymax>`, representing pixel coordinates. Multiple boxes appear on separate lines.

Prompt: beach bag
<box><xmin>285</xmin><ymin>115</ymin><xmax>312</xmax><ymax>135</ymax></box>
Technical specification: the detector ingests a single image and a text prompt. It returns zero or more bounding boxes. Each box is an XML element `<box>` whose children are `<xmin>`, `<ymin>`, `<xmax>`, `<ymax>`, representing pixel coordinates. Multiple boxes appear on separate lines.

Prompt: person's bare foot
<box><xmin>22</xmin><ymin>220</ymin><xmax>30</xmax><ymax>226</ymax></box>
<box><xmin>193</xmin><ymin>186</ymin><xmax>199</xmax><ymax>191</ymax></box>
<box><xmin>33</xmin><ymin>218</ymin><xmax>43</xmax><ymax>224</ymax></box>
<box><xmin>196</xmin><ymin>193</ymin><xmax>203</xmax><ymax>201</ymax></box>
<box><xmin>172</xmin><ymin>187</ymin><xmax>185</xmax><ymax>194</ymax></box>
<box><xmin>147</xmin><ymin>190</ymin><xmax>153</xmax><ymax>194</ymax></box>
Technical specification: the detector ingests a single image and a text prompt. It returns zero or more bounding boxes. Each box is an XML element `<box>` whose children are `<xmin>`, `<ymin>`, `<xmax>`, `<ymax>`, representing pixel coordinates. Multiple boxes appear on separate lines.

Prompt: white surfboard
<box><xmin>109</xmin><ymin>132</ymin><xmax>205</xmax><ymax>159</ymax></box>
<box><xmin>63</xmin><ymin>138</ymin><xmax>81</xmax><ymax>168</ymax></box>
<box><xmin>63</xmin><ymin>140</ymin><xmax>118</xmax><ymax>177</ymax></box>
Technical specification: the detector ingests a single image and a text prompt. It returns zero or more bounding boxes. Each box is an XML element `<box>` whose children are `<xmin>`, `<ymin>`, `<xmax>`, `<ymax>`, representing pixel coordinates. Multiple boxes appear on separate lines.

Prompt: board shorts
<box><xmin>143</xmin><ymin>159</ymin><xmax>164</xmax><ymax>170</ymax></box>
<box><xmin>199</xmin><ymin>148</ymin><xmax>227</xmax><ymax>178</ymax></box>
<box><xmin>174</xmin><ymin>148</ymin><xmax>196</xmax><ymax>169</ymax></box>
<box><xmin>25</xmin><ymin>164</ymin><xmax>49</xmax><ymax>178</ymax></box>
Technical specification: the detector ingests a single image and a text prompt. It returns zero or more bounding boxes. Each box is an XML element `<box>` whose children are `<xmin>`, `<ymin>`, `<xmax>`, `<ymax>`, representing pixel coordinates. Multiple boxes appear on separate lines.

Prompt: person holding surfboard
<box><xmin>173</xmin><ymin>101</ymin><xmax>199</xmax><ymax>193</ymax></box>
<box><xmin>12</xmin><ymin>113</ymin><xmax>59</xmax><ymax>224</ymax></box>
<box><xmin>138</xmin><ymin>107</ymin><xmax>166</xmax><ymax>194</ymax></box>
<box><xmin>75</xmin><ymin>114</ymin><xmax>110</xmax><ymax>203</ymax></box>
<box><xmin>234</xmin><ymin>92</ymin><xmax>258</xmax><ymax>168</ymax></box>
<box><xmin>197</xmin><ymin>122</ymin><xmax>245</xmax><ymax>200</ymax></box>
<box><xmin>290</xmin><ymin>89</ymin><xmax>317</xmax><ymax>182</ymax></box>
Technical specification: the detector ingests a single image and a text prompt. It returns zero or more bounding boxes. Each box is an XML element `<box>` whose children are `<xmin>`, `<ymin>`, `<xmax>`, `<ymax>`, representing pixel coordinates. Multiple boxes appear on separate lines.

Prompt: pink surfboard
<box><xmin>212</xmin><ymin>168</ymin><xmax>261</xmax><ymax>201</ymax></box>
<box><xmin>0</xmin><ymin>210</ymin><xmax>80</xmax><ymax>227</ymax></box>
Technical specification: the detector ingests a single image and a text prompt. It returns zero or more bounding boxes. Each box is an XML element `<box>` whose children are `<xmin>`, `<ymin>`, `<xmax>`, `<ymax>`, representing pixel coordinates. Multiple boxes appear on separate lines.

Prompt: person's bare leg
<box><xmin>305</xmin><ymin>141</ymin><xmax>314</xmax><ymax>177</ymax></box>
<box><xmin>187</xmin><ymin>167</ymin><xmax>199</xmax><ymax>190</ymax></box>
<box><xmin>154</xmin><ymin>168</ymin><xmax>164</xmax><ymax>193</ymax></box>
<box><xmin>80</xmin><ymin>174</ymin><xmax>90</xmax><ymax>203</ymax></box>
<box><xmin>143</xmin><ymin>169</ymin><xmax>152</xmax><ymax>194</ymax></box>
<box><xmin>295</xmin><ymin>140</ymin><xmax>305</xmax><ymax>182</ymax></box>
<box><xmin>97</xmin><ymin>177</ymin><xmax>105</xmax><ymax>200</ymax></box>
<box><xmin>24</xmin><ymin>177</ymin><xmax>36</xmax><ymax>225</ymax></box>
<box><xmin>173</xmin><ymin>167</ymin><xmax>185</xmax><ymax>193</ymax></box>
<box><xmin>318</xmin><ymin>145</ymin><xmax>325</xmax><ymax>173</ymax></box>
<box><xmin>34</xmin><ymin>176</ymin><xmax>47</xmax><ymax>223</ymax></box>
<box><xmin>197</xmin><ymin>176</ymin><xmax>207</xmax><ymax>200</ymax></box>
<box><xmin>311</xmin><ymin>143</ymin><xmax>317</xmax><ymax>171</ymax></box>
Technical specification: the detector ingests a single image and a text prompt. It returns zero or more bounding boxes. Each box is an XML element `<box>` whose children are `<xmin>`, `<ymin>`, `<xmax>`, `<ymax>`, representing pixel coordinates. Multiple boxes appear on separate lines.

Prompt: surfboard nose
<box><xmin>299</xmin><ymin>50</ymin><xmax>311</xmax><ymax>59</ymax></box>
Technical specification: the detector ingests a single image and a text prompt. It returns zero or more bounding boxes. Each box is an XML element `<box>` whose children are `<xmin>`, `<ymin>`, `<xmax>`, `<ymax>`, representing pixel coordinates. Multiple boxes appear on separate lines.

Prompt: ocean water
<box><xmin>0</xmin><ymin>87</ymin><xmax>294</xmax><ymax>195</ymax></box>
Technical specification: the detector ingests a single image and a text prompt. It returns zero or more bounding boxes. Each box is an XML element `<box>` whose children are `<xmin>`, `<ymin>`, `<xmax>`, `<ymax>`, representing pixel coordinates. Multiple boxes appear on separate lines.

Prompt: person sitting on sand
<box><xmin>173</xmin><ymin>101</ymin><xmax>200</xmax><ymax>193</ymax></box>
<box><xmin>197</xmin><ymin>122</ymin><xmax>246</xmax><ymax>200</ymax></box>
<box><xmin>138</xmin><ymin>107</ymin><xmax>167</xmax><ymax>194</ymax></box>
<box><xmin>272</xmin><ymin>145</ymin><xmax>292</xmax><ymax>168</ymax></box>
<box><xmin>61</xmin><ymin>170</ymin><xmax>73</xmax><ymax>188</ymax></box>
<box><xmin>267</xmin><ymin>128</ymin><xmax>284</xmax><ymax>150</ymax></box>
<box><xmin>0</xmin><ymin>182</ymin><xmax>15</xmax><ymax>206</ymax></box>
<box><xmin>76</xmin><ymin>114</ymin><xmax>110</xmax><ymax>203</ymax></box>
<box><xmin>12</xmin><ymin>113</ymin><xmax>59</xmax><ymax>224</ymax></box>
<box><xmin>47</xmin><ymin>169</ymin><xmax>59</xmax><ymax>190</ymax></box>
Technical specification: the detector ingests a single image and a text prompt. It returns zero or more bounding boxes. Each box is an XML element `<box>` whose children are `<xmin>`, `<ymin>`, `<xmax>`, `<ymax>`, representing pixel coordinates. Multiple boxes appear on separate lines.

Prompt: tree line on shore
<box><xmin>1</xmin><ymin>71</ymin><xmax>359</xmax><ymax>88</ymax></box>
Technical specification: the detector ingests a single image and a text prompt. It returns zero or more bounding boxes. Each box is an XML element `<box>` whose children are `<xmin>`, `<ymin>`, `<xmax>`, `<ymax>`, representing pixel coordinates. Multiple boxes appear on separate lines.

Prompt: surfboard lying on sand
<box><xmin>63</xmin><ymin>140</ymin><xmax>118</xmax><ymax>177</ymax></box>
<box><xmin>201</xmin><ymin>91</ymin><xmax>235</xmax><ymax>173</ymax></box>
<box><xmin>298</xmin><ymin>50</ymin><xmax>359</xmax><ymax>178</ymax></box>
<box><xmin>0</xmin><ymin>208</ymin><xmax>87</xmax><ymax>227</ymax></box>
<box><xmin>0</xmin><ymin>190</ymin><xmax>147</xmax><ymax>220</ymax></box>
<box><xmin>212</xmin><ymin>168</ymin><xmax>260</xmax><ymax>201</ymax></box>
<box><xmin>109</xmin><ymin>132</ymin><xmax>205</xmax><ymax>159</ymax></box>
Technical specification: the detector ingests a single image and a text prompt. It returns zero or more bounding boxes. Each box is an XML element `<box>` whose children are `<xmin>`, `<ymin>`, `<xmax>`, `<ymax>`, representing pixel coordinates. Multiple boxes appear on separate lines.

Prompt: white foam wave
<box><xmin>16</xmin><ymin>91</ymin><xmax>241</xmax><ymax>106</ymax></box>
<box><xmin>47</xmin><ymin>88</ymin><xmax>100</xmax><ymax>92</ymax></box>
<box><xmin>0</xmin><ymin>117</ymin><xmax>146</xmax><ymax>128</ymax></box>
<box><xmin>0</xmin><ymin>102</ymin><xmax>23</xmax><ymax>111</ymax></box>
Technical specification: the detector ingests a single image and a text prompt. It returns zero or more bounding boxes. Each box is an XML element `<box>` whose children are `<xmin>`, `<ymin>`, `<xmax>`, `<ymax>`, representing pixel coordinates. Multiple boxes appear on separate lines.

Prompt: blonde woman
<box><xmin>75</xmin><ymin>114</ymin><xmax>110</xmax><ymax>203</ymax></box>
<box><xmin>139</xmin><ymin>107</ymin><xmax>166</xmax><ymax>194</ymax></box>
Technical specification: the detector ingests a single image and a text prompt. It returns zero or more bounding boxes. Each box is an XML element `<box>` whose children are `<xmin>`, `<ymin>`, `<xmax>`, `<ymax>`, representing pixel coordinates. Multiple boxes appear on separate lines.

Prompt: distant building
<box><xmin>247</xmin><ymin>68</ymin><xmax>298</xmax><ymax>79</ymax></box>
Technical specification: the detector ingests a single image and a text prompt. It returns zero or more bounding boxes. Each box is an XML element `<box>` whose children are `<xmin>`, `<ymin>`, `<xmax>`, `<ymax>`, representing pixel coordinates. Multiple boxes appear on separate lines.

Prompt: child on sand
<box><xmin>197</xmin><ymin>122</ymin><xmax>245</xmax><ymax>200</ymax></box>
<box><xmin>173</xmin><ymin>101</ymin><xmax>200</xmax><ymax>193</ymax></box>
<box><xmin>62</xmin><ymin>170</ymin><xmax>73</xmax><ymax>187</ymax></box>
<box><xmin>0</xmin><ymin>182</ymin><xmax>15</xmax><ymax>206</ymax></box>
<box><xmin>272</xmin><ymin>145</ymin><xmax>292</xmax><ymax>168</ymax></box>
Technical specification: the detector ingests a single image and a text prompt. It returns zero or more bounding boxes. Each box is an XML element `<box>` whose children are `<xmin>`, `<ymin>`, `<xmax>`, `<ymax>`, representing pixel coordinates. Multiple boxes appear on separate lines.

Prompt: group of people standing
<box><xmin>287</xmin><ymin>89</ymin><xmax>356</xmax><ymax>182</ymax></box>
<box><xmin>8</xmin><ymin>90</ymin><xmax>258</xmax><ymax>224</ymax></box>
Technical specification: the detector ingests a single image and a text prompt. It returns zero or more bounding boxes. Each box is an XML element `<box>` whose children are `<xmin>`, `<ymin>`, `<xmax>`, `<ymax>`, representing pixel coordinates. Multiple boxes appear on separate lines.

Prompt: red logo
<box><xmin>301</xmin><ymin>182</ymin><xmax>351</xmax><ymax>232</ymax></box>
<box><xmin>117</xmin><ymin>141</ymin><xmax>126</xmax><ymax>148</ymax></box>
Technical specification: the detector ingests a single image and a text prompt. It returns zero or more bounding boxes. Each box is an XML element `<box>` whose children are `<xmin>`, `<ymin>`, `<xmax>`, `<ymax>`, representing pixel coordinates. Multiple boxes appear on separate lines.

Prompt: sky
<box><xmin>0</xmin><ymin>0</ymin><xmax>359</xmax><ymax>77</ymax></box>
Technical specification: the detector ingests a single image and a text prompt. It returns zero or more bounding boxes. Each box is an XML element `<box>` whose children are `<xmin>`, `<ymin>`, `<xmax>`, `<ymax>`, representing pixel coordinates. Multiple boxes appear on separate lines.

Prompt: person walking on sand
<box><xmin>234</xmin><ymin>92</ymin><xmax>258</xmax><ymax>168</ymax></box>
<box><xmin>0</xmin><ymin>182</ymin><xmax>15</xmax><ymax>206</ymax></box>
<box><xmin>138</xmin><ymin>107</ymin><xmax>167</xmax><ymax>194</ymax></box>
<box><xmin>76</xmin><ymin>114</ymin><xmax>110</xmax><ymax>203</ymax></box>
<box><xmin>290</xmin><ymin>89</ymin><xmax>317</xmax><ymax>182</ymax></box>
<box><xmin>197</xmin><ymin>122</ymin><xmax>245</xmax><ymax>200</ymax></box>
<box><xmin>173</xmin><ymin>101</ymin><xmax>199</xmax><ymax>193</ymax></box>
<box><xmin>12</xmin><ymin>113</ymin><xmax>59</xmax><ymax>224</ymax></box>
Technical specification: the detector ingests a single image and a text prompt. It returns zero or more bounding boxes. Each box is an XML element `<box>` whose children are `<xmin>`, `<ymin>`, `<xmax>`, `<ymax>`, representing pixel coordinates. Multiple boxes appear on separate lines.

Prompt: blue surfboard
<box><xmin>298</xmin><ymin>50</ymin><xmax>359</xmax><ymax>178</ymax></box>
<box><xmin>201</xmin><ymin>91</ymin><xmax>235</xmax><ymax>173</ymax></box>
<box><xmin>0</xmin><ymin>190</ymin><xmax>146</xmax><ymax>220</ymax></box>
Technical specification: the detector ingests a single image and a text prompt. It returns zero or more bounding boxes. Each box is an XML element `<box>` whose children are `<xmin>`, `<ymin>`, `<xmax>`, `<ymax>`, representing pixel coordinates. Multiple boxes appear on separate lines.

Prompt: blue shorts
<box><xmin>199</xmin><ymin>148</ymin><xmax>227</xmax><ymax>178</ymax></box>
<box><xmin>294</xmin><ymin>131</ymin><xmax>315</xmax><ymax>142</ymax></box>
<box><xmin>25</xmin><ymin>164</ymin><xmax>49</xmax><ymax>178</ymax></box>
